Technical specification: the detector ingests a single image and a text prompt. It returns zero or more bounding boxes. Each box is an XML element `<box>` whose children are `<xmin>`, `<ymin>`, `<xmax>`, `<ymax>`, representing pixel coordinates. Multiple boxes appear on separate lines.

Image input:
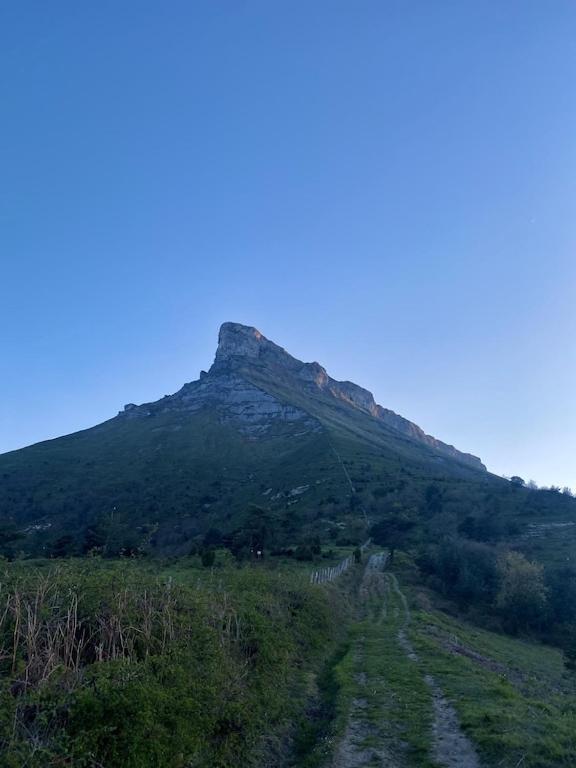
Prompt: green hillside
<box><xmin>1</xmin><ymin>323</ymin><xmax>575</xmax><ymax>569</ymax></box>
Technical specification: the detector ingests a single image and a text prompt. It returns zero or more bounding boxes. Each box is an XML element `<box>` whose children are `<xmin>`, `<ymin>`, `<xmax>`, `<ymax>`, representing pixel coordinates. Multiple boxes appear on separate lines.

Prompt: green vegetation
<box><xmin>314</xmin><ymin>555</ymin><xmax>576</xmax><ymax>768</ymax></box>
<box><xmin>327</xmin><ymin>572</ymin><xmax>436</xmax><ymax>767</ymax></box>
<box><xmin>417</xmin><ymin>533</ymin><xmax>576</xmax><ymax>654</ymax></box>
<box><xmin>409</xmin><ymin>596</ymin><xmax>576</xmax><ymax>766</ymax></box>
<box><xmin>1</xmin><ymin>544</ymin><xmax>575</xmax><ymax>767</ymax></box>
<box><xmin>2</xmin><ymin>328</ymin><xmax>576</xmax><ymax>765</ymax></box>
<box><xmin>4</xmin><ymin>338</ymin><xmax>576</xmax><ymax>575</ymax></box>
<box><xmin>0</xmin><ymin>556</ymin><xmax>350</xmax><ymax>767</ymax></box>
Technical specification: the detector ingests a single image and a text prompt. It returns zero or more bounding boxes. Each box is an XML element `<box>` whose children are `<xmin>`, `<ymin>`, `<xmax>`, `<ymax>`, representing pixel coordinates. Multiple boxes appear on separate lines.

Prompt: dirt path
<box><xmin>331</xmin><ymin>556</ymin><xmax>481</xmax><ymax>768</ymax></box>
<box><xmin>424</xmin><ymin>674</ymin><xmax>480</xmax><ymax>768</ymax></box>
<box><xmin>332</xmin><ymin>555</ymin><xmax>399</xmax><ymax>768</ymax></box>
<box><xmin>386</xmin><ymin>573</ymin><xmax>480</xmax><ymax>768</ymax></box>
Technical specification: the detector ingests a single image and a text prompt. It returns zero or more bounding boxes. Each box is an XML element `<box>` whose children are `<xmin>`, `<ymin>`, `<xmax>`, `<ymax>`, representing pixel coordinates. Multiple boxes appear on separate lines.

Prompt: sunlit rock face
<box><xmin>208</xmin><ymin>323</ymin><xmax>484</xmax><ymax>470</ymax></box>
<box><xmin>214</xmin><ymin>322</ymin><xmax>266</xmax><ymax>363</ymax></box>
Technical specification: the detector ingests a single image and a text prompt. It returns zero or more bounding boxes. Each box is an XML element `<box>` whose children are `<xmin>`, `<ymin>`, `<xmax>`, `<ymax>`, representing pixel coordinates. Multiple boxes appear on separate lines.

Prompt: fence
<box><xmin>309</xmin><ymin>539</ymin><xmax>372</xmax><ymax>585</ymax></box>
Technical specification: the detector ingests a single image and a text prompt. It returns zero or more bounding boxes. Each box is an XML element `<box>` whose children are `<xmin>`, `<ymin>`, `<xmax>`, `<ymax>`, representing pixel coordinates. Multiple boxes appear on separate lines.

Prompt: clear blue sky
<box><xmin>1</xmin><ymin>1</ymin><xmax>575</xmax><ymax>488</ymax></box>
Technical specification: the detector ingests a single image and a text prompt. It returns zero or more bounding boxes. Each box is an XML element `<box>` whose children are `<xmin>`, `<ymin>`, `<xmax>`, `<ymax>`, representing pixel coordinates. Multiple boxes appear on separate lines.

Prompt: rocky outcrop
<box><xmin>120</xmin><ymin>321</ymin><xmax>485</xmax><ymax>470</ymax></box>
<box><xmin>212</xmin><ymin>322</ymin><xmax>303</xmax><ymax>374</ymax></box>
<box><xmin>174</xmin><ymin>373</ymin><xmax>317</xmax><ymax>435</ymax></box>
<box><xmin>214</xmin><ymin>323</ymin><xmax>267</xmax><ymax>363</ymax></box>
<box><xmin>120</xmin><ymin>366</ymin><xmax>318</xmax><ymax>437</ymax></box>
<box><xmin>209</xmin><ymin>322</ymin><xmax>485</xmax><ymax>470</ymax></box>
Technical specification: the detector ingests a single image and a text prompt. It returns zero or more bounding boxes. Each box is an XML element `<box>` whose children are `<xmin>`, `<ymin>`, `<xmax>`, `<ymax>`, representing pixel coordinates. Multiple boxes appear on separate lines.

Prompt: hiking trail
<box><xmin>330</xmin><ymin>554</ymin><xmax>481</xmax><ymax>768</ymax></box>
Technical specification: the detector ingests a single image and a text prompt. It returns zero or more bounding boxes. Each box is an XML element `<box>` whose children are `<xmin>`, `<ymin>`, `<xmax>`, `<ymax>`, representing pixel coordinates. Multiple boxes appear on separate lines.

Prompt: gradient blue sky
<box><xmin>1</xmin><ymin>1</ymin><xmax>575</xmax><ymax>488</ymax></box>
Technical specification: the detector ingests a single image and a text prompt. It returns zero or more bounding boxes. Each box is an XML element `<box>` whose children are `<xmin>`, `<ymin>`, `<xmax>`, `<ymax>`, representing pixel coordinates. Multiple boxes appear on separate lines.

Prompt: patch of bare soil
<box><xmin>332</xmin><ymin>706</ymin><xmax>398</xmax><ymax>768</ymax></box>
<box><xmin>423</xmin><ymin>623</ymin><xmax>526</xmax><ymax>688</ymax></box>
<box><xmin>425</xmin><ymin>674</ymin><xmax>481</xmax><ymax>768</ymax></box>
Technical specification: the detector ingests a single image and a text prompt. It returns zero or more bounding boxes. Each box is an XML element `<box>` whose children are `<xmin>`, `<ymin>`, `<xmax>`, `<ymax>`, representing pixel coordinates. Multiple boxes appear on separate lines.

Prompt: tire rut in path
<box><xmin>331</xmin><ymin>555</ymin><xmax>399</xmax><ymax>768</ymax></box>
<box><xmin>386</xmin><ymin>573</ymin><xmax>481</xmax><ymax>768</ymax></box>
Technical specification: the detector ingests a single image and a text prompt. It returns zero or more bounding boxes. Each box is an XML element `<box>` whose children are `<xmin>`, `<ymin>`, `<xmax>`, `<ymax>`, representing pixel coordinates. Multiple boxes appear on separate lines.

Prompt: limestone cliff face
<box><xmin>214</xmin><ymin>323</ymin><xmax>267</xmax><ymax>363</ymax></box>
<box><xmin>212</xmin><ymin>322</ymin><xmax>302</xmax><ymax>373</ymax></box>
<box><xmin>120</xmin><ymin>322</ymin><xmax>485</xmax><ymax>470</ymax></box>
<box><xmin>123</xmin><ymin>373</ymin><xmax>314</xmax><ymax>432</ymax></box>
<box><xmin>207</xmin><ymin>322</ymin><xmax>486</xmax><ymax>471</ymax></box>
<box><xmin>121</xmin><ymin>324</ymin><xmax>319</xmax><ymax>437</ymax></box>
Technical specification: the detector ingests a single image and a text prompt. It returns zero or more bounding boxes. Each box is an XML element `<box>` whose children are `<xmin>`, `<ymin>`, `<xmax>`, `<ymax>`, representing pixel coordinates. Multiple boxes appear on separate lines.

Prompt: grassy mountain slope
<box><xmin>1</xmin><ymin>323</ymin><xmax>575</xmax><ymax>564</ymax></box>
<box><xmin>0</xmin><ymin>409</ymin><xmax>353</xmax><ymax>554</ymax></box>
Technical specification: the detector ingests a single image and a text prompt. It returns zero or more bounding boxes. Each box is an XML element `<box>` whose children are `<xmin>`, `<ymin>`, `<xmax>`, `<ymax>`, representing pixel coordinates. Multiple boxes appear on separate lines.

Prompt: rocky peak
<box><xmin>211</xmin><ymin>323</ymin><xmax>485</xmax><ymax>471</ymax></box>
<box><xmin>211</xmin><ymin>322</ymin><xmax>301</xmax><ymax>372</ymax></box>
<box><xmin>215</xmin><ymin>323</ymin><xmax>265</xmax><ymax>362</ymax></box>
<box><xmin>123</xmin><ymin>322</ymin><xmax>485</xmax><ymax>471</ymax></box>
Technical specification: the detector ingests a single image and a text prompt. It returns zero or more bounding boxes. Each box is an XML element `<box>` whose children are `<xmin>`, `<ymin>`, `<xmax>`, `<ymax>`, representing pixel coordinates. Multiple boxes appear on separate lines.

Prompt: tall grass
<box><xmin>0</xmin><ymin>559</ymin><xmax>341</xmax><ymax>768</ymax></box>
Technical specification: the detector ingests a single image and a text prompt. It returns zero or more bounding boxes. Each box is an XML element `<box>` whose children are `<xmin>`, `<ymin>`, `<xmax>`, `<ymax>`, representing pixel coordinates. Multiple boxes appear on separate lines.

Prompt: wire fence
<box><xmin>310</xmin><ymin>539</ymin><xmax>372</xmax><ymax>585</ymax></box>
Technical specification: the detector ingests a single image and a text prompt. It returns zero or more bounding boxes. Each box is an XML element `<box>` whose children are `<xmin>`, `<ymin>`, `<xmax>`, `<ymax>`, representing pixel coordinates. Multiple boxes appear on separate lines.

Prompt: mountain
<box><xmin>1</xmin><ymin>322</ymin><xmax>573</xmax><ymax>558</ymax></box>
<box><xmin>121</xmin><ymin>322</ymin><xmax>484</xmax><ymax>470</ymax></box>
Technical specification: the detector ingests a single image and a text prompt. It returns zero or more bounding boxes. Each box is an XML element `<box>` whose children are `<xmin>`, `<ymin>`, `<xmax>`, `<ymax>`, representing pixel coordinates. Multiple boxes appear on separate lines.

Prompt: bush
<box><xmin>496</xmin><ymin>551</ymin><xmax>547</xmax><ymax>633</ymax></box>
<box><xmin>418</xmin><ymin>538</ymin><xmax>498</xmax><ymax>606</ymax></box>
<box><xmin>201</xmin><ymin>549</ymin><xmax>216</xmax><ymax>567</ymax></box>
<box><xmin>294</xmin><ymin>545</ymin><xmax>314</xmax><ymax>561</ymax></box>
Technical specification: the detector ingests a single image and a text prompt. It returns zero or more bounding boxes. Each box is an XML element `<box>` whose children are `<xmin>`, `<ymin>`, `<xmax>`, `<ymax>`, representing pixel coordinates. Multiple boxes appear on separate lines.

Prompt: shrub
<box><xmin>495</xmin><ymin>551</ymin><xmax>547</xmax><ymax>633</ymax></box>
<box><xmin>201</xmin><ymin>549</ymin><xmax>216</xmax><ymax>567</ymax></box>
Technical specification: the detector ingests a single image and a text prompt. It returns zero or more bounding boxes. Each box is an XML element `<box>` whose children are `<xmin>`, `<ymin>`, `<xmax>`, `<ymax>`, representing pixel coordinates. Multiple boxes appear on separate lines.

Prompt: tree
<box><xmin>418</xmin><ymin>539</ymin><xmax>499</xmax><ymax>605</ymax></box>
<box><xmin>310</xmin><ymin>537</ymin><xmax>321</xmax><ymax>556</ymax></box>
<box><xmin>458</xmin><ymin>512</ymin><xmax>503</xmax><ymax>543</ymax></box>
<box><xmin>0</xmin><ymin>524</ymin><xmax>24</xmax><ymax>559</ymax></box>
<box><xmin>50</xmin><ymin>535</ymin><xmax>75</xmax><ymax>558</ymax></box>
<box><xmin>424</xmin><ymin>484</ymin><xmax>443</xmax><ymax>515</ymax></box>
<box><xmin>81</xmin><ymin>514</ymin><xmax>141</xmax><ymax>557</ymax></box>
<box><xmin>201</xmin><ymin>549</ymin><xmax>216</xmax><ymax>568</ymax></box>
<box><xmin>370</xmin><ymin>515</ymin><xmax>416</xmax><ymax>563</ymax></box>
<box><xmin>229</xmin><ymin>505</ymin><xmax>272</xmax><ymax>561</ymax></box>
<box><xmin>510</xmin><ymin>476</ymin><xmax>525</xmax><ymax>487</ymax></box>
<box><xmin>546</xmin><ymin>567</ymin><xmax>576</xmax><ymax>625</ymax></box>
<box><xmin>562</xmin><ymin>625</ymin><xmax>576</xmax><ymax>671</ymax></box>
<box><xmin>294</xmin><ymin>545</ymin><xmax>314</xmax><ymax>561</ymax></box>
<box><xmin>203</xmin><ymin>528</ymin><xmax>223</xmax><ymax>548</ymax></box>
<box><xmin>496</xmin><ymin>551</ymin><xmax>547</xmax><ymax>633</ymax></box>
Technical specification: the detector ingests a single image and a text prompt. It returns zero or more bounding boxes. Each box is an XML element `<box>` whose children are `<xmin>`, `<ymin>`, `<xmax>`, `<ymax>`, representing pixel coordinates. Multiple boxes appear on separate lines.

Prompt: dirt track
<box><xmin>331</xmin><ymin>554</ymin><xmax>481</xmax><ymax>768</ymax></box>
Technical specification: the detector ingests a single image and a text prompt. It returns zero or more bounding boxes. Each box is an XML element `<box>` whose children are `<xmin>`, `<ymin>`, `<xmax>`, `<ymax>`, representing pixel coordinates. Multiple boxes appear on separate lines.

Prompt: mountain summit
<box><xmin>137</xmin><ymin>322</ymin><xmax>484</xmax><ymax>470</ymax></box>
<box><xmin>0</xmin><ymin>322</ymin><xmax>486</xmax><ymax>555</ymax></box>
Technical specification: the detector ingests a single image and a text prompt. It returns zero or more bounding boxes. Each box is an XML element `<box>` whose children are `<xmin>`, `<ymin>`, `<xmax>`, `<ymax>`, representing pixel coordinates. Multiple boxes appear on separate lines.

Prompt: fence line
<box><xmin>309</xmin><ymin>539</ymin><xmax>371</xmax><ymax>585</ymax></box>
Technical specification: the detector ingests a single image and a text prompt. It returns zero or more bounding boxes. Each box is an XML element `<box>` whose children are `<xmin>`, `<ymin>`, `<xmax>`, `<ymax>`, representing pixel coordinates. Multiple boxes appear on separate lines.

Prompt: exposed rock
<box><xmin>215</xmin><ymin>322</ymin><xmax>267</xmax><ymax>363</ymax></box>
<box><xmin>209</xmin><ymin>322</ymin><xmax>485</xmax><ymax>470</ymax></box>
<box><xmin>118</xmin><ymin>321</ymin><xmax>484</xmax><ymax>469</ymax></box>
<box><xmin>120</xmin><ymin>369</ymin><xmax>318</xmax><ymax>437</ymax></box>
